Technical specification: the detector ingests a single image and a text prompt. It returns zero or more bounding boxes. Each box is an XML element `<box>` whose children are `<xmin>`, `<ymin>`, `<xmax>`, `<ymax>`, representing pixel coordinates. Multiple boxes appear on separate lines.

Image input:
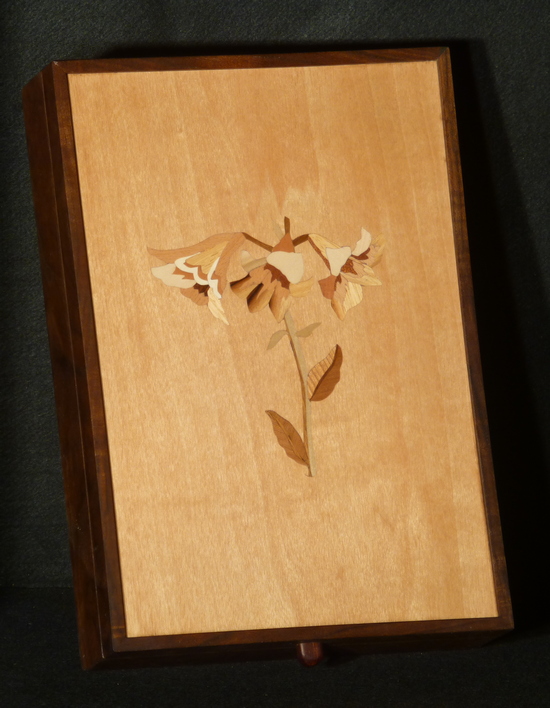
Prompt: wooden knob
<box><xmin>296</xmin><ymin>641</ymin><xmax>324</xmax><ymax>667</ymax></box>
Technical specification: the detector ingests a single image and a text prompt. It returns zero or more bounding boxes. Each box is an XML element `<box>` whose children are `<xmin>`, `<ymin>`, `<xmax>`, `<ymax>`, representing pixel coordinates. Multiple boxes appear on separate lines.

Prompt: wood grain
<box><xmin>67</xmin><ymin>57</ymin><xmax>499</xmax><ymax>638</ymax></box>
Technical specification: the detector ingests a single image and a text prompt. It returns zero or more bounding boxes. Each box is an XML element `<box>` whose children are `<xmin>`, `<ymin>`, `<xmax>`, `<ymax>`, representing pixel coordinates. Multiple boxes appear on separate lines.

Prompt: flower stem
<box><xmin>284</xmin><ymin>311</ymin><xmax>316</xmax><ymax>477</ymax></box>
<box><xmin>243</xmin><ymin>233</ymin><xmax>273</xmax><ymax>252</ymax></box>
<box><xmin>242</xmin><ymin>222</ymin><xmax>307</xmax><ymax>251</ymax></box>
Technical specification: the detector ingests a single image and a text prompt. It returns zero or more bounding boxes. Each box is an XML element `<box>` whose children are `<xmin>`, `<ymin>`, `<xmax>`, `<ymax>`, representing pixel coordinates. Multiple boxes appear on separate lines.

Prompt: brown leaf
<box><xmin>307</xmin><ymin>345</ymin><xmax>343</xmax><ymax>401</ymax></box>
<box><xmin>265</xmin><ymin>411</ymin><xmax>309</xmax><ymax>466</ymax></box>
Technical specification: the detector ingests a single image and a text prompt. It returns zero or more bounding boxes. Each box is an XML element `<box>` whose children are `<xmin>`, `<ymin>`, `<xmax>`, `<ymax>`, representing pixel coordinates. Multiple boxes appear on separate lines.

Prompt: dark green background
<box><xmin>1</xmin><ymin>1</ymin><xmax>549</xmax><ymax>705</ymax></box>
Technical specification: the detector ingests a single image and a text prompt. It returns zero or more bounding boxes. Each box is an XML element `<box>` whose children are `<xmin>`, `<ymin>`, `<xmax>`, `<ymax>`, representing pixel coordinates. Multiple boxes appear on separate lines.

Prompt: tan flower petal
<box><xmin>181</xmin><ymin>283</ymin><xmax>209</xmax><ymax>306</ymax></box>
<box><xmin>149</xmin><ymin>232</ymin><xmax>246</xmax><ymax>297</ymax></box>
<box><xmin>355</xmin><ymin>232</ymin><xmax>385</xmax><ymax>266</ymax></box>
<box><xmin>266</xmin><ymin>251</ymin><xmax>304</xmax><ymax>284</ymax></box>
<box><xmin>186</xmin><ymin>241</ymin><xmax>227</xmax><ymax>271</ymax></box>
<box><xmin>289</xmin><ymin>277</ymin><xmax>315</xmax><ymax>298</ymax></box>
<box><xmin>241</xmin><ymin>250</ymin><xmax>268</xmax><ymax>273</ymax></box>
<box><xmin>231</xmin><ymin>264</ymin><xmax>271</xmax><ymax>298</ymax></box>
<box><xmin>173</xmin><ymin>255</ymin><xmax>208</xmax><ymax>284</ymax></box>
<box><xmin>247</xmin><ymin>280</ymin><xmax>277</xmax><ymax>313</ymax></box>
<box><xmin>367</xmin><ymin>233</ymin><xmax>385</xmax><ymax>266</ymax></box>
<box><xmin>211</xmin><ymin>232</ymin><xmax>247</xmax><ymax>293</ymax></box>
<box><xmin>331</xmin><ymin>279</ymin><xmax>363</xmax><ymax>319</ymax></box>
<box><xmin>331</xmin><ymin>278</ymin><xmax>348</xmax><ymax>320</ymax></box>
<box><xmin>148</xmin><ymin>232</ymin><xmax>243</xmax><ymax>264</ymax></box>
<box><xmin>326</xmin><ymin>246</ymin><xmax>351</xmax><ymax>275</ymax></box>
<box><xmin>269</xmin><ymin>283</ymin><xmax>292</xmax><ymax>322</ymax></box>
<box><xmin>308</xmin><ymin>233</ymin><xmax>340</xmax><ymax>267</ymax></box>
<box><xmin>342</xmin><ymin>280</ymin><xmax>364</xmax><ymax>313</ymax></box>
<box><xmin>343</xmin><ymin>270</ymin><xmax>381</xmax><ymax>286</ymax></box>
<box><xmin>230</xmin><ymin>274</ymin><xmax>258</xmax><ymax>298</ymax></box>
<box><xmin>352</xmin><ymin>227</ymin><xmax>372</xmax><ymax>256</ymax></box>
<box><xmin>341</xmin><ymin>254</ymin><xmax>381</xmax><ymax>285</ymax></box>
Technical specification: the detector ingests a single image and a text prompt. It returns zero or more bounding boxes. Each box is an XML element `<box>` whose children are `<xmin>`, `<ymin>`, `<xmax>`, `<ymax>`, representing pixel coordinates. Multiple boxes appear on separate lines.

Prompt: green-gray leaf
<box><xmin>267</xmin><ymin>329</ymin><xmax>288</xmax><ymax>350</ymax></box>
<box><xmin>296</xmin><ymin>322</ymin><xmax>321</xmax><ymax>338</ymax></box>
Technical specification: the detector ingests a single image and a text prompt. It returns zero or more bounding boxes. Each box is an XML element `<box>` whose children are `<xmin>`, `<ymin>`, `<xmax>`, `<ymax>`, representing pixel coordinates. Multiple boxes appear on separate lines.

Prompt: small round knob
<box><xmin>296</xmin><ymin>641</ymin><xmax>324</xmax><ymax>667</ymax></box>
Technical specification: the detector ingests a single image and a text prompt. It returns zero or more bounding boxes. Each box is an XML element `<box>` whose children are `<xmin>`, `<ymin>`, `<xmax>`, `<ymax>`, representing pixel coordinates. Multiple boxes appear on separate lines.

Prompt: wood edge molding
<box><xmin>110</xmin><ymin>614</ymin><xmax>512</xmax><ymax>653</ymax></box>
<box><xmin>97</xmin><ymin>617</ymin><xmax>510</xmax><ymax>669</ymax></box>
<box><xmin>49</xmin><ymin>47</ymin><xmax>447</xmax><ymax>76</ymax></box>
<box><xmin>23</xmin><ymin>48</ymin><xmax>513</xmax><ymax>671</ymax></box>
<box><xmin>436</xmin><ymin>49</ymin><xmax>514</xmax><ymax>629</ymax></box>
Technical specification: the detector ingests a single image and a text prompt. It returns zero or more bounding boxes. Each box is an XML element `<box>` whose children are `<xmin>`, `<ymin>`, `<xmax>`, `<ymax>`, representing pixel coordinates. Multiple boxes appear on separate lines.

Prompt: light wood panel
<box><xmin>68</xmin><ymin>60</ymin><xmax>497</xmax><ymax>639</ymax></box>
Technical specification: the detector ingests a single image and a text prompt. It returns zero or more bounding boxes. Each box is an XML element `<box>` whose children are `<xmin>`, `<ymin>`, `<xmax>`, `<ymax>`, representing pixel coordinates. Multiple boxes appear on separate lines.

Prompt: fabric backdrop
<box><xmin>1</xmin><ymin>1</ymin><xmax>548</xmax><ymax>706</ymax></box>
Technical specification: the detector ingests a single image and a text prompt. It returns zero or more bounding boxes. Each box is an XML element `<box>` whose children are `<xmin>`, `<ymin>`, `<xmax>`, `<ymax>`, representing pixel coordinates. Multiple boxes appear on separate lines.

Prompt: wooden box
<box><xmin>23</xmin><ymin>48</ymin><xmax>513</xmax><ymax>669</ymax></box>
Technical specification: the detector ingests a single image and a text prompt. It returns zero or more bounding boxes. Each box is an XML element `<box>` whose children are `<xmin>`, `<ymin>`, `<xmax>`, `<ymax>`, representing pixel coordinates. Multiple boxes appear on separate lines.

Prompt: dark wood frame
<box><xmin>22</xmin><ymin>48</ymin><xmax>513</xmax><ymax>670</ymax></box>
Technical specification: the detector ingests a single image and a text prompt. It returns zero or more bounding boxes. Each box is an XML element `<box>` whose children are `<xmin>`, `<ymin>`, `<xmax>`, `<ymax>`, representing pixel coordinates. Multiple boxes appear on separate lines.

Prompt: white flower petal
<box><xmin>207</xmin><ymin>288</ymin><xmax>229</xmax><ymax>325</ymax></box>
<box><xmin>207</xmin><ymin>257</ymin><xmax>220</xmax><ymax>279</ymax></box>
<box><xmin>174</xmin><ymin>254</ymin><xmax>209</xmax><ymax>285</ymax></box>
<box><xmin>173</xmin><ymin>255</ymin><xmax>191</xmax><ymax>268</ymax></box>
<box><xmin>352</xmin><ymin>227</ymin><xmax>372</xmax><ymax>256</ymax></box>
<box><xmin>207</xmin><ymin>257</ymin><xmax>222</xmax><ymax>298</ymax></box>
<box><xmin>151</xmin><ymin>263</ymin><xmax>195</xmax><ymax>289</ymax></box>
<box><xmin>266</xmin><ymin>251</ymin><xmax>304</xmax><ymax>284</ymax></box>
<box><xmin>326</xmin><ymin>246</ymin><xmax>351</xmax><ymax>276</ymax></box>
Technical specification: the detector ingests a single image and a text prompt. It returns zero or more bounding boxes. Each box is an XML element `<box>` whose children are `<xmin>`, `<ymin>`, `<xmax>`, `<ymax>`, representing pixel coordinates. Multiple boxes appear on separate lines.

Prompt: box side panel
<box><xmin>436</xmin><ymin>49</ymin><xmax>513</xmax><ymax>627</ymax></box>
<box><xmin>101</xmin><ymin>615</ymin><xmax>511</xmax><ymax>668</ymax></box>
<box><xmin>23</xmin><ymin>69</ymin><xmax>107</xmax><ymax>669</ymax></box>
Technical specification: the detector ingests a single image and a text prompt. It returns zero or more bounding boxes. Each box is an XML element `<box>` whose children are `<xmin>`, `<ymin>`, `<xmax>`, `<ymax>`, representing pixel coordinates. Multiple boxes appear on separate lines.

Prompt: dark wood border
<box><xmin>23</xmin><ymin>48</ymin><xmax>512</xmax><ymax>670</ymax></box>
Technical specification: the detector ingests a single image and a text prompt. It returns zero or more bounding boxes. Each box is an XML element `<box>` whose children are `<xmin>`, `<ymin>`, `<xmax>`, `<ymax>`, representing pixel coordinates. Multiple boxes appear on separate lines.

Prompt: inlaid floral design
<box><xmin>309</xmin><ymin>228</ymin><xmax>385</xmax><ymax>320</ymax></box>
<box><xmin>149</xmin><ymin>232</ymin><xmax>247</xmax><ymax>324</ymax></box>
<box><xmin>149</xmin><ymin>218</ymin><xmax>385</xmax><ymax>476</ymax></box>
<box><xmin>231</xmin><ymin>231</ymin><xmax>314</xmax><ymax>322</ymax></box>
